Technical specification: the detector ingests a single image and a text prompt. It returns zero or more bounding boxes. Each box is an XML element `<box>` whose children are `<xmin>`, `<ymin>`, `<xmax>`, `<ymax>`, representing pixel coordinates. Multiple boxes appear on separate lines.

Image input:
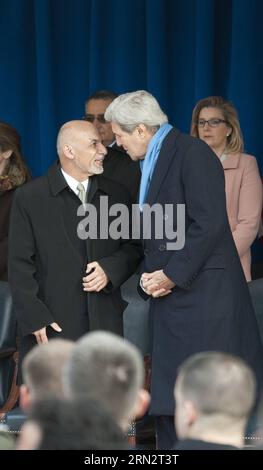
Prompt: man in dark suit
<box><xmin>105</xmin><ymin>90</ymin><xmax>263</xmax><ymax>449</ymax></box>
<box><xmin>174</xmin><ymin>352</ymin><xmax>255</xmax><ymax>450</ymax></box>
<box><xmin>9</xmin><ymin>120</ymin><xmax>142</xmax><ymax>380</ymax></box>
<box><xmin>84</xmin><ymin>90</ymin><xmax>141</xmax><ymax>202</ymax></box>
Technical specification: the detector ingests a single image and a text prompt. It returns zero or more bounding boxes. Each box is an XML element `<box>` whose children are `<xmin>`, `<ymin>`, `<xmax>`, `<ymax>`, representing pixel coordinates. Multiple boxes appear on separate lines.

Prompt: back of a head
<box><xmin>104</xmin><ymin>90</ymin><xmax>168</xmax><ymax>133</ymax></box>
<box><xmin>22</xmin><ymin>339</ymin><xmax>74</xmax><ymax>401</ymax></box>
<box><xmin>175</xmin><ymin>352</ymin><xmax>256</xmax><ymax>420</ymax></box>
<box><xmin>27</xmin><ymin>398</ymin><xmax>127</xmax><ymax>450</ymax></box>
<box><xmin>64</xmin><ymin>331</ymin><xmax>144</xmax><ymax>425</ymax></box>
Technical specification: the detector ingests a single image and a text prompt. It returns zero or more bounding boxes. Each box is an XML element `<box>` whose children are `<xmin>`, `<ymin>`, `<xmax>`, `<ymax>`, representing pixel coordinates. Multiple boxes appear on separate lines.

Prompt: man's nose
<box><xmin>98</xmin><ymin>142</ymin><xmax>107</xmax><ymax>154</ymax></box>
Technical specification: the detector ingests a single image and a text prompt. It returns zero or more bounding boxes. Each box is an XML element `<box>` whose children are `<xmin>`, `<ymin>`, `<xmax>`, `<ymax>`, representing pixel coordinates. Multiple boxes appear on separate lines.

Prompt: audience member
<box><xmin>174</xmin><ymin>352</ymin><xmax>256</xmax><ymax>450</ymax></box>
<box><xmin>20</xmin><ymin>339</ymin><xmax>74</xmax><ymax>411</ymax></box>
<box><xmin>0</xmin><ymin>121</ymin><xmax>30</xmax><ymax>281</ymax></box>
<box><xmin>16</xmin><ymin>398</ymin><xmax>127</xmax><ymax>450</ymax></box>
<box><xmin>63</xmin><ymin>331</ymin><xmax>150</xmax><ymax>432</ymax></box>
<box><xmin>191</xmin><ymin>96</ymin><xmax>262</xmax><ymax>281</ymax></box>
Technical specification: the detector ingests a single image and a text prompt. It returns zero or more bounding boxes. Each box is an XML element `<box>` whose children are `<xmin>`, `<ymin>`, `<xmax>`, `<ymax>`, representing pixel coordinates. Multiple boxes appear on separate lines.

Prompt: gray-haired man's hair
<box><xmin>104</xmin><ymin>90</ymin><xmax>168</xmax><ymax>133</ymax></box>
<box><xmin>63</xmin><ymin>331</ymin><xmax>144</xmax><ymax>424</ymax></box>
<box><xmin>23</xmin><ymin>339</ymin><xmax>74</xmax><ymax>400</ymax></box>
<box><xmin>175</xmin><ymin>352</ymin><xmax>256</xmax><ymax>419</ymax></box>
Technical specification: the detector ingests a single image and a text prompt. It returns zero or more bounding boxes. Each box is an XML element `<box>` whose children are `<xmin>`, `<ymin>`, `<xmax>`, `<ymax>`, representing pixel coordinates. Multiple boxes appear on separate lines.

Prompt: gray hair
<box><xmin>104</xmin><ymin>90</ymin><xmax>168</xmax><ymax>133</ymax></box>
<box><xmin>175</xmin><ymin>352</ymin><xmax>256</xmax><ymax>419</ymax></box>
<box><xmin>63</xmin><ymin>331</ymin><xmax>144</xmax><ymax>424</ymax></box>
<box><xmin>23</xmin><ymin>339</ymin><xmax>74</xmax><ymax>400</ymax></box>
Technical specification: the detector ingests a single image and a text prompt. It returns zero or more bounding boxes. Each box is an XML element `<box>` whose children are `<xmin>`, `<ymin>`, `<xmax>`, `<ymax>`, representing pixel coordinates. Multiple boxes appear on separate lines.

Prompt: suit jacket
<box><xmin>140</xmin><ymin>128</ymin><xmax>263</xmax><ymax>415</ymax></box>
<box><xmin>222</xmin><ymin>152</ymin><xmax>262</xmax><ymax>281</ymax></box>
<box><xmin>103</xmin><ymin>144</ymin><xmax>141</xmax><ymax>203</ymax></box>
<box><xmin>8</xmin><ymin>162</ymin><xmax>143</xmax><ymax>373</ymax></box>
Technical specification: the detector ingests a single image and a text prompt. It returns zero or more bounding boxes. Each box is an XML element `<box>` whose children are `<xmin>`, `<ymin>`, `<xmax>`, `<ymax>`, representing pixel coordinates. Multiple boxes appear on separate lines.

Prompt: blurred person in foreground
<box><xmin>174</xmin><ymin>352</ymin><xmax>256</xmax><ymax>449</ymax></box>
<box><xmin>63</xmin><ymin>331</ymin><xmax>150</xmax><ymax>433</ymax></box>
<box><xmin>16</xmin><ymin>398</ymin><xmax>127</xmax><ymax>450</ymax></box>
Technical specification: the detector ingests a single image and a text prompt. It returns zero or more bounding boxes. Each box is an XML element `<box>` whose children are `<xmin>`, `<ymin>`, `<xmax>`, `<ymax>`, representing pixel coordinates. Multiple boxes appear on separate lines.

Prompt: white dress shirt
<box><xmin>61</xmin><ymin>169</ymin><xmax>89</xmax><ymax>196</ymax></box>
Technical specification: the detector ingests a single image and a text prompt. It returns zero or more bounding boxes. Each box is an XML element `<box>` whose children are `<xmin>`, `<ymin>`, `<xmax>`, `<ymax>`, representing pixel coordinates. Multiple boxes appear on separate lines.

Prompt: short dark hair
<box><xmin>87</xmin><ymin>89</ymin><xmax>118</xmax><ymax>102</ymax></box>
<box><xmin>175</xmin><ymin>352</ymin><xmax>256</xmax><ymax>418</ymax></box>
<box><xmin>30</xmin><ymin>398</ymin><xmax>127</xmax><ymax>450</ymax></box>
<box><xmin>64</xmin><ymin>331</ymin><xmax>144</xmax><ymax>424</ymax></box>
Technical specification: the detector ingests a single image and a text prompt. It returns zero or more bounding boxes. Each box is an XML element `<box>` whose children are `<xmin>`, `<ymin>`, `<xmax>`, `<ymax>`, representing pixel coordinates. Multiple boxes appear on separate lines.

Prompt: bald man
<box><xmin>9</xmin><ymin>120</ymin><xmax>143</xmax><ymax>382</ymax></box>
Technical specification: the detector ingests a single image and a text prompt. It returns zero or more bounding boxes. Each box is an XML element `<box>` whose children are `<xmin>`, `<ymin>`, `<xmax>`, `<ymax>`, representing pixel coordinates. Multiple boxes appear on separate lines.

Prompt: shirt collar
<box><xmin>61</xmin><ymin>168</ymin><xmax>89</xmax><ymax>195</ymax></box>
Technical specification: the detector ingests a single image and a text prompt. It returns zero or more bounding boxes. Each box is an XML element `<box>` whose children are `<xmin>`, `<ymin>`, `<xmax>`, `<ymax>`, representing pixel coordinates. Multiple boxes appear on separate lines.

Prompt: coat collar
<box><xmin>146</xmin><ymin>127</ymin><xmax>179</xmax><ymax>205</ymax></box>
<box><xmin>47</xmin><ymin>160</ymin><xmax>116</xmax><ymax>200</ymax></box>
<box><xmin>221</xmin><ymin>152</ymin><xmax>241</xmax><ymax>170</ymax></box>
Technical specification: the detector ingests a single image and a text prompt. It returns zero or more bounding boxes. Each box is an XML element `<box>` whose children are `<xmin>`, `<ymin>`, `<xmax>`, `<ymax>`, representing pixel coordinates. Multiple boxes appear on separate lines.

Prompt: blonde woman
<box><xmin>191</xmin><ymin>97</ymin><xmax>262</xmax><ymax>281</ymax></box>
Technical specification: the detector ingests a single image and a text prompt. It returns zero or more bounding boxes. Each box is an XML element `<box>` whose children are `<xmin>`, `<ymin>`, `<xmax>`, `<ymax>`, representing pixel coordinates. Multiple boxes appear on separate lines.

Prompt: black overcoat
<box><xmin>140</xmin><ymin>128</ymin><xmax>263</xmax><ymax>415</ymax></box>
<box><xmin>9</xmin><ymin>162</ymin><xmax>143</xmax><ymax>370</ymax></box>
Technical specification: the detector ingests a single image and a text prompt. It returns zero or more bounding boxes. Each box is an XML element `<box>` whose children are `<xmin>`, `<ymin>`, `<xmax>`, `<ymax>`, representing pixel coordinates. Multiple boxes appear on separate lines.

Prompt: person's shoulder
<box><xmin>107</xmin><ymin>144</ymin><xmax>139</xmax><ymax>168</ymax></box>
<box><xmin>15</xmin><ymin>174</ymin><xmax>47</xmax><ymax>197</ymax></box>
<box><xmin>97</xmin><ymin>175</ymin><xmax>131</xmax><ymax>201</ymax></box>
<box><xmin>170</xmin><ymin>129</ymin><xmax>209</xmax><ymax>152</ymax></box>
<box><xmin>238</xmin><ymin>152</ymin><xmax>259</xmax><ymax>168</ymax></box>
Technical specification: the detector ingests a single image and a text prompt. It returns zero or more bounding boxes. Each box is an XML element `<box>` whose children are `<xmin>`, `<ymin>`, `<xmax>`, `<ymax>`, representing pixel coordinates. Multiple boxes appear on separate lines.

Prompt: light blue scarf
<box><xmin>139</xmin><ymin>123</ymin><xmax>172</xmax><ymax>209</ymax></box>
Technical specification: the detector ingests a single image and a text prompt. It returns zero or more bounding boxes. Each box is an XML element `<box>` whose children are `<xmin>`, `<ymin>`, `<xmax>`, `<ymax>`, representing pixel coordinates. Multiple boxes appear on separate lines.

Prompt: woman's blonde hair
<box><xmin>190</xmin><ymin>96</ymin><xmax>244</xmax><ymax>154</ymax></box>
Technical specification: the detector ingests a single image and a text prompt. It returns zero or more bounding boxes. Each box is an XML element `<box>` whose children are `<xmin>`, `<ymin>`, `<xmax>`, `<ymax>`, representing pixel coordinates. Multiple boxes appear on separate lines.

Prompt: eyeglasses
<box><xmin>197</xmin><ymin>118</ymin><xmax>227</xmax><ymax>128</ymax></box>
<box><xmin>83</xmin><ymin>114</ymin><xmax>106</xmax><ymax>124</ymax></box>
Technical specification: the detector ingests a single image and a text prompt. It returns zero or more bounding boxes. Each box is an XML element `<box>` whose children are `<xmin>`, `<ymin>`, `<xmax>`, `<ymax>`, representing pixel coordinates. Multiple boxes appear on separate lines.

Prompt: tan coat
<box><xmin>222</xmin><ymin>152</ymin><xmax>262</xmax><ymax>281</ymax></box>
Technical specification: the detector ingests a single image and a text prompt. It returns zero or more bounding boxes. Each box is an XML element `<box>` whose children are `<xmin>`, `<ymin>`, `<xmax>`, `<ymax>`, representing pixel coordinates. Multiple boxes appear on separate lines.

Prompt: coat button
<box><xmin>158</xmin><ymin>244</ymin><xmax>166</xmax><ymax>251</ymax></box>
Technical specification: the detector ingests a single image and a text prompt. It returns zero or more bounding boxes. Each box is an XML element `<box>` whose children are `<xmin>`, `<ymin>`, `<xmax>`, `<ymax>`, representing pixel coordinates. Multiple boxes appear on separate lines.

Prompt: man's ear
<box><xmin>184</xmin><ymin>400</ymin><xmax>198</xmax><ymax>427</ymax></box>
<box><xmin>136</xmin><ymin>124</ymin><xmax>147</xmax><ymax>138</ymax></box>
<box><xmin>63</xmin><ymin>144</ymin><xmax>74</xmax><ymax>160</ymax></box>
<box><xmin>132</xmin><ymin>388</ymin><xmax>151</xmax><ymax>420</ymax></box>
<box><xmin>19</xmin><ymin>384</ymin><xmax>32</xmax><ymax>412</ymax></box>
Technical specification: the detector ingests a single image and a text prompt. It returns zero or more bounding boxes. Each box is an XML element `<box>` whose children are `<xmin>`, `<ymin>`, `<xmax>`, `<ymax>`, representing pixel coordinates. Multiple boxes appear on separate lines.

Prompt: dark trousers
<box><xmin>155</xmin><ymin>416</ymin><xmax>177</xmax><ymax>450</ymax></box>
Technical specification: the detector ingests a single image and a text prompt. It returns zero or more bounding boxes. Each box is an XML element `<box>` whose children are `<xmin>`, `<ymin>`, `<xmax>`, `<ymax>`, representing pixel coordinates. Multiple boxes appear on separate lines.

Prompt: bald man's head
<box><xmin>57</xmin><ymin>120</ymin><xmax>107</xmax><ymax>181</ymax></box>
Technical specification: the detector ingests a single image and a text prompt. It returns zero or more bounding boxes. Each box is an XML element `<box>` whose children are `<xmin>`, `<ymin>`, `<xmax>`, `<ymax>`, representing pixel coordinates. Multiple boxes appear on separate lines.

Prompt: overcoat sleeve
<box><xmin>8</xmin><ymin>189</ymin><xmax>55</xmax><ymax>336</ymax></box>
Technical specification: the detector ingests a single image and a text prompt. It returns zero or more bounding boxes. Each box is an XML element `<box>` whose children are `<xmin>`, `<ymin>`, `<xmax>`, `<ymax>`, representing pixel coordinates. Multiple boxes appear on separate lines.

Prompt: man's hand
<box><xmin>83</xmin><ymin>261</ymin><xmax>109</xmax><ymax>292</ymax></box>
<box><xmin>33</xmin><ymin>322</ymin><xmax>62</xmax><ymax>345</ymax></box>
<box><xmin>141</xmin><ymin>270</ymin><xmax>175</xmax><ymax>298</ymax></box>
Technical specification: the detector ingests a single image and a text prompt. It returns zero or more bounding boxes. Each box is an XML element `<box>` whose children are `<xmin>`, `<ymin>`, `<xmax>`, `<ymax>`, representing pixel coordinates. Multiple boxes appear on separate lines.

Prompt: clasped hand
<box><xmin>83</xmin><ymin>261</ymin><xmax>109</xmax><ymax>292</ymax></box>
<box><xmin>141</xmin><ymin>269</ymin><xmax>175</xmax><ymax>298</ymax></box>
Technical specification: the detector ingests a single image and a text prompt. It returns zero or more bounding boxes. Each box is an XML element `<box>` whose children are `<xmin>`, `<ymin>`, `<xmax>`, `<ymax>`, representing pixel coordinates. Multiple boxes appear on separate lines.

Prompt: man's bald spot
<box><xmin>57</xmin><ymin>120</ymin><xmax>97</xmax><ymax>157</ymax></box>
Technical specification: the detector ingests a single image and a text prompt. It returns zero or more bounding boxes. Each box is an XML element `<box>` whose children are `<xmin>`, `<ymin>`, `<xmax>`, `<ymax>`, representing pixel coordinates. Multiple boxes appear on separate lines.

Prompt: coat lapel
<box><xmin>145</xmin><ymin>128</ymin><xmax>180</xmax><ymax>206</ymax></box>
<box><xmin>221</xmin><ymin>153</ymin><xmax>241</xmax><ymax>170</ymax></box>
